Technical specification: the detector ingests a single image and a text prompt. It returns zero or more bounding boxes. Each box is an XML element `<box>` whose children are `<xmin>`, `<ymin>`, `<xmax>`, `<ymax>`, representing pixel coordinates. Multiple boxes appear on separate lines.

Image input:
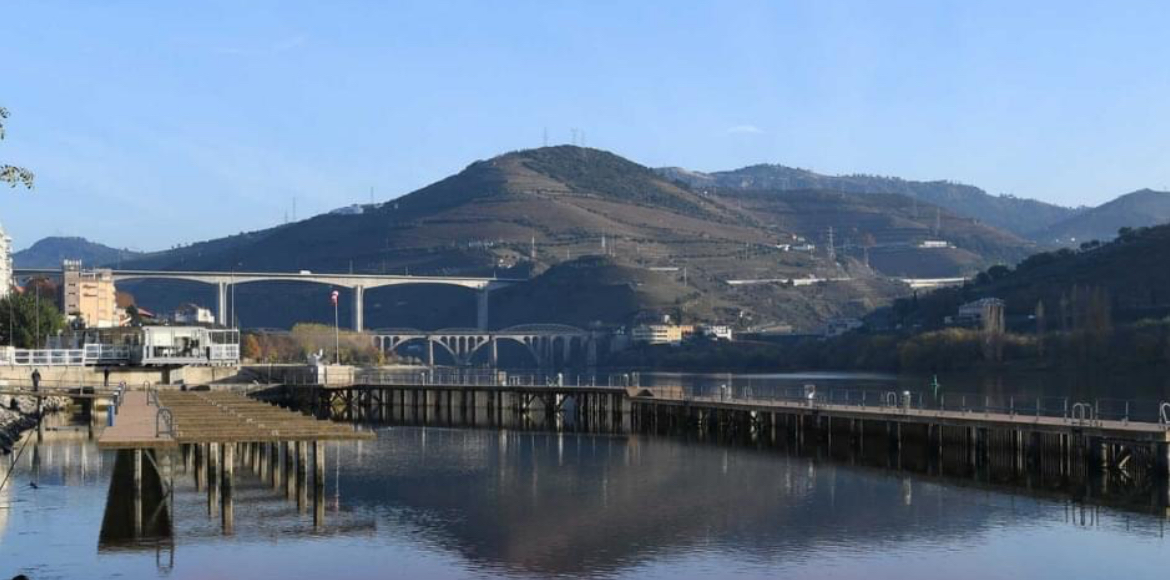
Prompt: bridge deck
<box><xmin>640</xmin><ymin>394</ymin><xmax>1170</xmax><ymax>442</ymax></box>
<box><xmin>98</xmin><ymin>390</ymin><xmax>374</xmax><ymax>449</ymax></box>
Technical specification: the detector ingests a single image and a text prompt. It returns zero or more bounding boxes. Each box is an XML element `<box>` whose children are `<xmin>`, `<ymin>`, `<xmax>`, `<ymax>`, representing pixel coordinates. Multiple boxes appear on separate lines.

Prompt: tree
<box><xmin>986</xmin><ymin>264</ymin><xmax>1011</xmax><ymax>281</ymax></box>
<box><xmin>1</xmin><ymin>107</ymin><xmax>35</xmax><ymax>188</ymax></box>
<box><xmin>242</xmin><ymin>334</ymin><xmax>262</xmax><ymax>361</ymax></box>
<box><xmin>0</xmin><ymin>292</ymin><xmax>65</xmax><ymax>348</ymax></box>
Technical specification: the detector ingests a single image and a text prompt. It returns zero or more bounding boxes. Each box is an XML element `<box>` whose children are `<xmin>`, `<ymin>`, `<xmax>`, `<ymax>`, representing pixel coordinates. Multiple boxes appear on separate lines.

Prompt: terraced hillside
<box><xmin>115</xmin><ymin>146</ymin><xmax>1035</xmax><ymax>331</ymax></box>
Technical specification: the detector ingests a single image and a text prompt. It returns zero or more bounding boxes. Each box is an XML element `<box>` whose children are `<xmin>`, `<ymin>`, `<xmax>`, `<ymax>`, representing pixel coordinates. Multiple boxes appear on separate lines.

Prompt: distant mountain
<box><xmin>13</xmin><ymin>236</ymin><xmax>143</xmax><ymax>269</ymax></box>
<box><xmin>1030</xmin><ymin>189</ymin><xmax>1170</xmax><ymax>245</ymax></box>
<box><xmin>118</xmin><ymin>146</ymin><xmax>1035</xmax><ymax>331</ymax></box>
<box><xmin>657</xmin><ymin>164</ymin><xmax>1080</xmax><ymax>239</ymax></box>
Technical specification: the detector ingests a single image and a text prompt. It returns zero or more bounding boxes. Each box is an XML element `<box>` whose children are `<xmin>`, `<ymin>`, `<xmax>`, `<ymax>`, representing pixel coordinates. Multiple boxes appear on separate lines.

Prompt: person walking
<box><xmin>31</xmin><ymin>368</ymin><xmax>41</xmax><ymax>392</ymax></box>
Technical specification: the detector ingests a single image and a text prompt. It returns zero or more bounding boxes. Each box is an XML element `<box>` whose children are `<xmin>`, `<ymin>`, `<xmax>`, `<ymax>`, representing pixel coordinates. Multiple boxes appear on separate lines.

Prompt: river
<box><xmin>0</xmin><ymin>373</ymin><xmax>1168</xmax><ymax>579</ymax></box>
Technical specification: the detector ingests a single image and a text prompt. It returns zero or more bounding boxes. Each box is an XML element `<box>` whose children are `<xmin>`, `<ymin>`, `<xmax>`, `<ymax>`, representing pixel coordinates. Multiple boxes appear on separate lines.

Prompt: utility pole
<box><xmin>35</xmin><ymin>286</ymin><xmax>40</xmax><ymax>348</ymax></box>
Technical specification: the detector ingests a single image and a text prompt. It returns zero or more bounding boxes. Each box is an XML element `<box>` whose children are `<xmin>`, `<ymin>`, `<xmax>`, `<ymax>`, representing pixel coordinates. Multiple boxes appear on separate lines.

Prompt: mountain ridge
<box><xmin>1030</xmin><ymin>188</ymin><xmax>1170</xmax><ymax>245</ymax></box>
<box><xmin>13</xmin><ymin>236</ymin><xmax>144</xmax><ymax>269</ymax></box>
<box><xmin>657</xmin><ymin>163</ymin><xmax>1082</xmax><ymax>239</ymax></box>
<box><xmin>94</xmin><ymin>146</ymin><xmax>1043</xmax><ymax>330</ymax></box>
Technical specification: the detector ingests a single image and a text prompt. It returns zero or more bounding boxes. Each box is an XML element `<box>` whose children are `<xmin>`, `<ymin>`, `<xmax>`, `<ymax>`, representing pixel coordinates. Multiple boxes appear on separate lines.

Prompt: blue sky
<box><xmin>2</xmin><ymin>0</ymin><xmax>1169</xmax><ymax>250</ymax></box>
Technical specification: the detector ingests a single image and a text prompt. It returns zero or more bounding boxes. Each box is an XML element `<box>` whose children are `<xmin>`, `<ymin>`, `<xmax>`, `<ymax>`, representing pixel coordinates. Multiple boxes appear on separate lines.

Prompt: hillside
<box><xmin>13</xmin><ymin>236</ymin><xmax>144</xmax><ymax>268</ymax></box>
<box><xmin>1031</xmin><ymin>189</ymin><xmax>1170</xmax><ymax>245</ymax></box>
<box><xmin>116</xmin><ymin>146</ymin><xmax>1036</xmax><ymax>331</ymax></box>
<box><xmin>885</xmin><ymin>222</ymin><xmax>1170</xmax><ymax>327</ymax></box>
<box><xmin>722</xmin><ymin>189</ymin><xmax>1035</xmax><ymax>277</ymax></box>
<box><xmin>659</xmin><ymin>164</ymin><xmax>1079</xmax><ymax>239</ymax></box>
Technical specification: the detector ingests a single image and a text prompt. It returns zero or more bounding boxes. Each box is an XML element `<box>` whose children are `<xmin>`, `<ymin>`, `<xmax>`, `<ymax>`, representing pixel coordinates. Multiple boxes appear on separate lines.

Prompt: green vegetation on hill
<box><xmin>1031</xmin><ymin>189</ymin><xmax>1170</xmax><ymax>245</ymax></box>
<box><xmin>14</xmin><ymin>236</ymin><xmax>144</xmax><ymax>268</ymax></box>
<box><xmin>888</xmin><ymin>222</ymin><xmax>1170</xmax><ymax>327</ymax></box>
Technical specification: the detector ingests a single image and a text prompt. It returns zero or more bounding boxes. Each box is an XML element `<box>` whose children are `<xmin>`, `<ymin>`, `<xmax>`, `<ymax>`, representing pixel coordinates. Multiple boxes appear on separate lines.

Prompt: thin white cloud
<box><xmin>726</xmin><ymin>124</ymin><xmax>764</xmax><ymax>135</ymax></box>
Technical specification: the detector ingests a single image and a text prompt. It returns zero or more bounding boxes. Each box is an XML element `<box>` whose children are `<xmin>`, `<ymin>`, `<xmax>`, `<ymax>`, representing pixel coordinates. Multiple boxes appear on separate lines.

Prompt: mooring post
<box><xmin>297</xmin><ymin>441</ymin><xmax>309</xmax><ymax>512</ymax></box>
<box><xmin>285</xmin><ymin>441</ymin><xmax>296</xmax><ymax>499</ymax></box>
<box><xmin>313</xmin><ymin>440</ymin><xmax>326</xmax><ymax>527</ymax></box>
<box><xmin>133</xmin><ymin>449</ymin><xmax>143</xmax><ymax>536</ymax></box>
<box><xmin>221</xmin><ymin>442</ymin><xmax>235</xmax><ymax>535</ymax></box>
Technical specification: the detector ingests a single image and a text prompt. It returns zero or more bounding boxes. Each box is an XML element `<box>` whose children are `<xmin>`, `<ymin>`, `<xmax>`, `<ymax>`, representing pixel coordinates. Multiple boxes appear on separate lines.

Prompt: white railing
<box><xmin>84</xmin><ymin>343</ymin><xmax>134</xmax><ymax>363</ymax></box>
<box><xmin>210</xmin><ymin>344</ymin><xmax>240</xmax><ymax>361</ymax></box>
<box><xmin>3</xmin><ymin>348</ymin><xmax>88</xmax><ymax>366</ymax></box>
<box><xmin>2</xmin><ymin>343</ymin><xmax>240</xmax><ymax>367</ymax></box>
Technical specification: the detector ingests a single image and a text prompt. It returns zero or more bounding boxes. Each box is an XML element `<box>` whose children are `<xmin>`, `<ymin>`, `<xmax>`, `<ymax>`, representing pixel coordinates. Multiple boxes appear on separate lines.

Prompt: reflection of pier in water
<box><xmin>318</xmin><ymin>421</ymin><xmax>1170</xmax><ymax>579</ymax></box>
<box><xmin>97</xmin><ymin>439</ymin><xmax>377</xmax><ymax>554</ymax></box>
<box><xmin>324</xmin><ymin>392</ymin><xmax>1170</xmax><ymax>521</ymax></box>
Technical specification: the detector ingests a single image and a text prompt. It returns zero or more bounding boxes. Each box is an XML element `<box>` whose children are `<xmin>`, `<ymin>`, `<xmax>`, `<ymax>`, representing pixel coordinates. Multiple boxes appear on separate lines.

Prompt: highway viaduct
<box><xmin>14</xmin><ymin>268</ymin><xmax>521</xmax><ymax>331</ymax></box>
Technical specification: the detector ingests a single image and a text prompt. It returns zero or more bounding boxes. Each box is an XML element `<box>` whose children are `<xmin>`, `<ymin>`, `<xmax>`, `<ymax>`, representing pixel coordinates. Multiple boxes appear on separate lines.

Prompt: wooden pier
<box><xmin>298</xmin><ymin>377</ymin><xmax>1170</xmax><ymax>482</ymax></box>
<box><xmin>97</xmin><ymin>388</ymin><xmax>373</xmax><ymax>536</ymax></box>
<box><xmin>630</xmin><ymin>393</ymin><xmax>1170</xmax><ymax>480</ymax></box>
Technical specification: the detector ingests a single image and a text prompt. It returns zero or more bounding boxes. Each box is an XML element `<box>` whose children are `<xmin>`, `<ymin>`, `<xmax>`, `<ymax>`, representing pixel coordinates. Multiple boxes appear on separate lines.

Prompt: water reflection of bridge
<box><xmin>372</xmin><ymin>324</ymin><xmax>599</xmax><ymax>368</ymax></box>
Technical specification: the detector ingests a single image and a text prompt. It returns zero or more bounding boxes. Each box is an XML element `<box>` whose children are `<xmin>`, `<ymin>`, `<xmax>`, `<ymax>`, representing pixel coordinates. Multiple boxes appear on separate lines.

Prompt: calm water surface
<box><xmin>1</xmin><ymin>411</ymin><xmax>1168</xmax><ymax>579</ymax></box>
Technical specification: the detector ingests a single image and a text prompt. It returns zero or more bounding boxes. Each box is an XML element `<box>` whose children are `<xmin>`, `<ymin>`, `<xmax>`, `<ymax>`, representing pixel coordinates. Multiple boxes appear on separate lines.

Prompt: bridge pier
<box><xmin>476</xmin><ymin>289</ymin><xmax>490</xmax><ymax>330</ymax></box>
<box><xmin>216</xmin><ymin>282</ymin><xmax>228</xmax><ymax>326</ymax></box>
<box><xmin>352</xmin><ymin>285</ymin><xmax>365</xmax><ymax>332</ymax></box>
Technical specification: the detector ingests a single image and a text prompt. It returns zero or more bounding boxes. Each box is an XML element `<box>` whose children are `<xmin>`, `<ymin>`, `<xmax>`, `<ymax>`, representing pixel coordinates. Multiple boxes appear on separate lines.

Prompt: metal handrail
<box><xmin>1160</xmin><ymin>402</ymin><xmax>1169</xmax><ymax>426</ymax></box>
<box><xmin>1071</xmin><ymin>402</ymin><xmax>1094</xmax><ymax>426</ymax></box>
<box><xmin>156</xmin><ymin>407</ymin><xmax>174</xmax><ymax>437</ymax></box>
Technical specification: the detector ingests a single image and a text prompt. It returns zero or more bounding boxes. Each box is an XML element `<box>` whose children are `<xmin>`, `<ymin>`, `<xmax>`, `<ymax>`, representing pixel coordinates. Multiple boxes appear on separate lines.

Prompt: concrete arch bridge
<box><xmin>15</xmin><ymin>267</ymin><xmax>519</xmax><ymax>331</ymax></box>
<box><xmin>373</xmin><ymin>324</ymin><xmax>598</xmax><ymax>368</ymax></box>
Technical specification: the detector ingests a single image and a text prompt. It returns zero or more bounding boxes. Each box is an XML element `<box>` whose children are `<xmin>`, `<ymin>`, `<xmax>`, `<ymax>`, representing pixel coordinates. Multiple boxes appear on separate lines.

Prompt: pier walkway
<box><xmin>98</xmin><ymin>390</ymin><xmax>372</xmax><ymax>449</ymax></box>
<box><xmin>295</xmin><ymin>372</ymin><xmax>1170</xmax><ymax>480</ymax></box>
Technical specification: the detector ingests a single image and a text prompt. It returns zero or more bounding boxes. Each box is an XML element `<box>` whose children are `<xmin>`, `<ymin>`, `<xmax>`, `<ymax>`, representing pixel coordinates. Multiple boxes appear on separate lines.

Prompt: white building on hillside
<box><xmin>173</xmin><ymin>303</ymin><xmax>215</xmax><ymax>325</ymax></box>
<box><xmin>0</xmin><ymin>222</ymin><xmax>11</xmax><ymax>298</ymax></box>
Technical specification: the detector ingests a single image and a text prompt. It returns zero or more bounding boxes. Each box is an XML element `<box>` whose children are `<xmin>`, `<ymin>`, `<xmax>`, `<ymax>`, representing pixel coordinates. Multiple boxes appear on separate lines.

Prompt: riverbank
<box><xmin>0</xmin><ymin>394</ymin><xmax>69</xmax><ymax>453</ymax></box>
